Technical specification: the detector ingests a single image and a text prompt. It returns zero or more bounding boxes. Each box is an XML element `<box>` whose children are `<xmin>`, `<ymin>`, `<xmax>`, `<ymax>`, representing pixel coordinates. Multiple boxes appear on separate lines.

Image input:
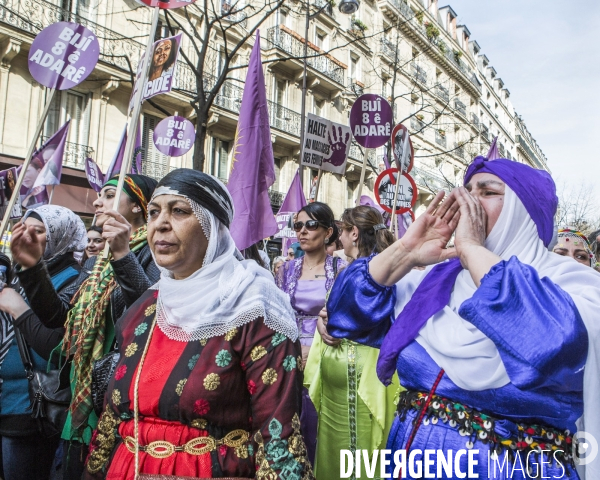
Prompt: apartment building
<box><xmin>0</xmin><ymin>0</ymin><xmax>548</xmax><ymax>219</ymax></box>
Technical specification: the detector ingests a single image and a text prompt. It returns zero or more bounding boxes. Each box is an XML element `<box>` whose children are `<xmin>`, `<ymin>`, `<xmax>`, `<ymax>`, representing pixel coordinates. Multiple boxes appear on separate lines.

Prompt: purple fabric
<box><xmin>105</xmin><ymin>126</ymin><xmax>126</xmax><ymax>180</ymax></box>
<box><xmin>295</xmin><ymin>280</ymin><xmax>326</xmax><ymax>347</ymax></box>
<box><xmin>464</xmin><ymin>156</ymin><xmax>557</xmax><ymax>246</ymax></box>
<box><xmin>227</xmin><ymin>30</ymin><xmax>278</xmax><ymax>251</ymax></box>
<box><xmin>486</xmin><ymin>136</ymin><xmax>500</xmax><ymax>160</ymax></box>
<box><xmin>376</xmin><ymin>157</ymin><xmax>558</xmax><ymax>384</ymax></box>
<box><xmin>376</xmin><ymin>258</ymin><xmax>463</xmax><ymax>384</ymax></box>
<box><xmin>383</xmin><ymin>153</ymin><xmax>391</xmax><ymax>170</ymax></box>
<box><xmin>133</xmin><ymin>119</ymin><xmax>143</xmax><ymax>175</ymax></box>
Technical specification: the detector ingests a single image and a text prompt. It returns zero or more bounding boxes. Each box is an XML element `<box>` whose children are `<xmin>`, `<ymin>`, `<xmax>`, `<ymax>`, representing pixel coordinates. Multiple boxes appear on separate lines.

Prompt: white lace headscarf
<box><xmin>150</xmin><ymin>184</ymin><xmax>298</xmax><ymax>343</ymax></box>
<box><xmin>23</xmin><ymin>205</ymin><xmax>87</xmax><ymax>262</ymax></box>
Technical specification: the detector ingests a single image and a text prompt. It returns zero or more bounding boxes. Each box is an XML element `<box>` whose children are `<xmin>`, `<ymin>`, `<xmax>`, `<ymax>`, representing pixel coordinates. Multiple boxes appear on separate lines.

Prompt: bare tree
<box><xmin>556</xmin><ymin>182</ymin><xmax>600</xmax><ymax>235</ymax></box>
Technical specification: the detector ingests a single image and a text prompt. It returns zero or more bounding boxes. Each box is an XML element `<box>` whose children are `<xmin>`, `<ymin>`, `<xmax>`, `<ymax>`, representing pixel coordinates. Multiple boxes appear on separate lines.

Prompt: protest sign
<box><xmin>300</xmin><ymin>113</ymin><xmax>351</xmax><ymax>175</ymax></box>
<box><xmin>28</xmin><ymin>22</ymin><xmax>100</xmax><ymax>90</ymax></box>
<box><xmin>85</xmin><ymin>157</ymin><xmax>105</xmax><ymax>193</ymax></box>
<box><xmin>391</xmin><ymin>124</ymin><xmax>413</xmax><ymax>174</ymax></box>
<box><xmin>0</xmin><ymin>168</ymin><xmax>21</xmax><ymax>219</ymax></box>
<box><xmin>129</xmin><ymin>33</ymin><xmax>183</xmax><ymax>112</ymax></box>
<box><xmin>137</xmin><ymin>0</ymin><xmax>196</xmax><ymax>8</ymax></box>
<box><xmin>374</xmin><ymin>168</ymin><xmax>418</xmax><ymax>214</ymax></box>
<box><xmin>153</xmin><ymin>116</ymin><xmax>195</xmax><ymax>156</ymax></box>
<box><xmin>349</xmin><ymin>94</ymin><xmax>393</xmax><ymax>149</ymax></box>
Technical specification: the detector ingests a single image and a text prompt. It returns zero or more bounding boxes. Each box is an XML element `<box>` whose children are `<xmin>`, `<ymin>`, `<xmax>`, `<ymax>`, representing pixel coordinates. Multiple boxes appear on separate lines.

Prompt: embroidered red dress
<box><xmin>85</xmin><ymin>289</ymin><xmax>313</xmax><ymax>480</ymax></box>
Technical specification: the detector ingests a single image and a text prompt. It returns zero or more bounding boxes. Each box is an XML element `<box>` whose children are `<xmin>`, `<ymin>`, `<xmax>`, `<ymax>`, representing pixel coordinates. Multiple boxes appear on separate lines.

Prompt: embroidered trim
<box><xmin>347</xmin><ymin>343</ymin><xmax>358</xmax><ymax>480</ymax></box>
<box><xmin>86</xmin><ymin>408</ymin><xmax>121</xmax><ymax>474</ymax></box>
<box><xmin>397</xmin><ymin>390</ymin><xmax>576</xmax><ymax>467</ymax></box>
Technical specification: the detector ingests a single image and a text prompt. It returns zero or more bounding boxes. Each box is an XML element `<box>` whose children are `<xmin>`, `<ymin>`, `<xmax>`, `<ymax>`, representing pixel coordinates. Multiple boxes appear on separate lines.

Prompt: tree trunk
<box><xmin>193</xmin><ymin>110</ymin><xmax>209</xmax><ymax>172</ymax></box>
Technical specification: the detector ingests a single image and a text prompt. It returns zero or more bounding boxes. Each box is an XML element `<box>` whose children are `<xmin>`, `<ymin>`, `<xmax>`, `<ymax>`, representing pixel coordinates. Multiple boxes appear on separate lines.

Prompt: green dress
<box><xmin>304</xmin><ymin>333</ymin><xmax>400</xmax><ymax>480</ymax></box>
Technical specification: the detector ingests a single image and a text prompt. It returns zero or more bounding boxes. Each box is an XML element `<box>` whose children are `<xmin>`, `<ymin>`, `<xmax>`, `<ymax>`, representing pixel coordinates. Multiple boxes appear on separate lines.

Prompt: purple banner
<box><xmin>129</xmin><ymin>33</ymin><xmax>183</xmax><ymax>111</ymax></box>
<box><xmin>350</xmin><ymin>94</ymin><xmax>393</xmax><ymax>148</ymax></box>
<box><xmin>153</xmin><ymin>116</ymin><xmax>195</xmax><ymax>156</ymax></box>
<box><xmin>28</xmin><ymin>22</ymin><xmax>100</xmax><ymax>90</ymax></box>
<box><xmin>85</xmin><ymin>157</ymin><xmax>105</xmax><ymax>192</ymax></box>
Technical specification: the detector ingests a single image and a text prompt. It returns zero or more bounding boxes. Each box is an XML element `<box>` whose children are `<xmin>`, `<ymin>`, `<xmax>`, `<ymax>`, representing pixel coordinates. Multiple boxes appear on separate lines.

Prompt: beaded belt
<box><xmin>397</xmin><ymin>390</ymin><xmax>576</xmax><ymax>466</ymax></box>
<box><xmin>124</xmin><ymin>429</ymin><xmax>249</xmax><ymax>459</ymax></box>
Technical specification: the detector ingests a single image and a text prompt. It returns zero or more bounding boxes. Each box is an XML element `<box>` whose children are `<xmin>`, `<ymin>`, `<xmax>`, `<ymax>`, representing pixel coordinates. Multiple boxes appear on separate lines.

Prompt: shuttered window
<box><xmin>142</xmin><ymin>114</ymin><xmax>170</xmax><ymax>181</ymax></box>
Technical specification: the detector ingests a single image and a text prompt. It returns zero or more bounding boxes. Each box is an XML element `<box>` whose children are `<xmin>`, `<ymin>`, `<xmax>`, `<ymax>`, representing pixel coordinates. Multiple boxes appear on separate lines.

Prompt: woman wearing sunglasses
<box><xmin>275</xmin><ymin>201</ymin><xmax>345</xmax><ymax>465</ymax></box>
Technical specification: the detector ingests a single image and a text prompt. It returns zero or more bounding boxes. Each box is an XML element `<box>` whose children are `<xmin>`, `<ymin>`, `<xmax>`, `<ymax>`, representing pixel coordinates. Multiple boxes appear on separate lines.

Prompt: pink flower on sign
<box><xmin>114</xmin><ymin>365</ymin><xmax>127</xmax><ymax>381</ymax></box>
<box><xmin>193</xmin><ymin>399</ymin><xmax>210</xmax><ymax>415</ymax></box>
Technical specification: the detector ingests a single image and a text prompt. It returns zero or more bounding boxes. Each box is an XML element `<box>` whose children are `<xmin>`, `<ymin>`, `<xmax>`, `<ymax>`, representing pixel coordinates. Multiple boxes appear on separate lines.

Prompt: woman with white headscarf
<box><xmin>0</xmin><ymin>205</ymin><xmax>86</xmax><ymax>480</ymax></box>
<box><xmin>327</xmin><ymin>157</ymin><xmax>600</xmax><ymax>479</ymax></box>
<box><xmin>84</xmin><ymin>169</ymin><xmax>314</xmax><ymax>480</ymax></box>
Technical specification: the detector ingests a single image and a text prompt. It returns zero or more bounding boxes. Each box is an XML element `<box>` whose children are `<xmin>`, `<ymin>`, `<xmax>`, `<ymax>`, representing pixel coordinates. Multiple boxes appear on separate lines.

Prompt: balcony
<box><xmin>264</xmin><ymin>26</ymin><xmax>345</xmax><ymax>89</ymax></box>
<box><xmin>268</xmin><ymin>100</ymin><xmax>301</xmax><ymax>137</ymax></box>
<box><xmin>268</xmin><ymin>189</ymin><xmax>285</xmax><ymax>208</ymax></box>
<box><xmin>454</xmin><ymin>99</ymin><xmax>467</xmax><ymax>118</ymax></box>
<box><xmin>142</xmin><ymin>160</ymin><xmax>176</xmax><ymax>181</ymax></box>
<box><xmin>410</xmin><ymin>64</ymin><xmax>427</xmax><ymax>86</ymax></box>
<box><xmin>454</xmin><ymin>143</ymin><xmax>465</xmax><ymax>160</ymax></box>
<box><xmin>380</xmin><ymin>38</ymin><xmax>397</xmax><ymax>61</ymax></box>
<box><xmin>498</xmin><ymin>143</ymin><xmax>505</xmax><ymax>157</ymax></box>
<box><xmin>471</xmin><ymin>113</ymin><xmax>480</xmax><ymax>128</ymax></box>
<box><xmin>410</xmin><ymin>117</ymin><xmax>425</xmax><ymax>131</ymax></box>
<box><xmin>435</xmin><ymin>84</ymin><xmax>450</xmax><ymax>103</ymax></box>
<box><xmin>378</xmin><ymin>0</ymin><xmax>413</xmax><ymax>21</ymax></box>
<box><xmin>435</xmin><ymin>130</ymin><xmax>447</xmax><ymax>148</ymax></box>
<box><xmin>347</xmin><ymin>77</ymin><xmax>364</xmax><ymax>96</ymax></box>
<box><xmin>220</xmin><ymin>1</ymin><xmax>248</xmax><ymax>29</ymax></box>
<box><xmin>41</xmin><ymin>137</ymin><xmax>93</xmax><ymax>170</ymax></box>
<box><xmin>348</xmin><ymin>140</ymin><xmax>376</xmax><ymax>163</ymax></box>
<box><xmin>413</xmin><ymin>165</ymin><xmax>451</xmax><ymax>192</ymax></box>
<box><xmin>481</xmin><ymin>125</ymin><xmax>490</xmax><ymax>142</ymax></box>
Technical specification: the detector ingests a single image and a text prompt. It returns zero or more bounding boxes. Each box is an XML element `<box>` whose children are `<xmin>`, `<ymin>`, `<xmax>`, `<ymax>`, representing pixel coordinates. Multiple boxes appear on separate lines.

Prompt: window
<box><xmin>346</xmin><ymin>180</ymin><xmax>357</xmax><ymax>206</ymax></box>
<box><xmin>315</xmin><ymin>30</ymin><xmax>326</xmax><ymax>50</ymax></box>
<box><xmin>314</xmin><ymin>98</ymin><xmax>324</xmax><ymax>117</ymax></box>
<box><xmin>274</xmin><ymin>78</ymin><xmax>286</xmax><ymax>105</ymax></box>
<box><xmin>142</xmin><ymin>114</ymin><xmax>170</xmax><ymax>180</ymax></box>
<box><xmin>210</xmin><ymin>137</ymin><xmax>230</xmax><ymax>182</ymax></box>
<box><xmin>277</xmin><ymin>8</ymin><xmax>288</xmax><ymax>27</ymax></box>
<box><xmin>273</xmin><ymin>158</ymin><xmax>282</xmax><ymax>191</ymax></box>
<box><xmin>62</xmin><ymin>0</ymin><xmax>97</xmax><ymax>23</ymax></box>
<box><xmin>382</xmin><ymin>78</ymin><xmax>389</xmax><ymax>97</ymax></box>
<box><xmin>350</xmin><ymin>55</ymin><xmax>359</xmax><ymax>80</ymax></box>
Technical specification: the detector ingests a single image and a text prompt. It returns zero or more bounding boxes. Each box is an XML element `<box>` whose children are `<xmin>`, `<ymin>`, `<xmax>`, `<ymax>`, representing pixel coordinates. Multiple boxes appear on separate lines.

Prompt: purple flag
<box><xmin>383</xmin><ymin>153</ymin><xmax>391</xmax><ymax>170</ymax></box>
<box><xmin>85</xmin><ymin>157</ymin><xmax>105</xmax><ymax>192</ymax></box>
<box><xmin>132</xmin><ymin>119</ymin><xmax>143</xmax><ymax>175</ymax></box>
<box><xmin>275</xmin><ymin>169</ymin><xmax>307</xmax><ymax>253</ymax></box>
<box><xmin>227</xmin><ymin>31</ymin><xmax>278</xmax><ymax>250</ymax></box>
<box><xmin>21</xmin><ymin>120</ymin><xmax>70</xmax><ymax>209</ymax></box>
<box><xmin>486</xmin><ymin>136</ymin><xmax>500</xmax><ymax>160</ymax></box>
<box><xmin>105</xmin><ymin>126</ymin><xmax>127</xmax><ymax>180</ymax></box>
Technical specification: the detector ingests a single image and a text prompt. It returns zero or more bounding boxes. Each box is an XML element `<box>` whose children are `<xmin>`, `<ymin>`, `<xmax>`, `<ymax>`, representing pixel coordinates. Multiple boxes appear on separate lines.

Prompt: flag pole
<box><xmin>389</xmin><ymin>170</ymin><xmax>402</xmax><ymax>233</ymax></box>
<box><xmin>49</xmin><ymin>185</ymin><xmax>56</xmax><ymax>204</ymax></box>
<box><xmin>0</xmin><ymin>88</ymin><xmax>56</xmax><ymax>238</ymax></box>
<box><xmin>102</xmin><ymin>6</ymin><xmax>160</xmax><ymax>258</ymax></box>
<box><xmin>313</xmin><ymin>169</ymin><xmax>323</xmax><ymax>202</ymax></box>
<box><xmin>355</xmin><ymin>149</ymin><xmax>368</xmax><ymax>205</ymax></box>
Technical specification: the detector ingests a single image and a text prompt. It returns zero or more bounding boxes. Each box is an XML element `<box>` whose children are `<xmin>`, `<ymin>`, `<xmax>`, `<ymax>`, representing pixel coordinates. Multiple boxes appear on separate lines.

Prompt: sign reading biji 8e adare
<box><xmin>349</xmin><ymin>94</ymin><xmax>393</xmax><ymax>149</ymax></box>
<box><xmin>28</xmin><ymin>22</ymin><xmax>100</xmax><ymax>90</ymax></box>
<box><xmin>153</xmin><ymin>116</ymin><xmax>195</xmax><ymax>157</ymax></box>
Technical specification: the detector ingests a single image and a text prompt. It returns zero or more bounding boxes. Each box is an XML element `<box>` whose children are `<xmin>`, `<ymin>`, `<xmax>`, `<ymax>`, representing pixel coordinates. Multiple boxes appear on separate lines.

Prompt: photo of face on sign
<box><xmin>149</xmin><ymin>38</ymin><xmax>177</xmax><ymax>81</ymax></box>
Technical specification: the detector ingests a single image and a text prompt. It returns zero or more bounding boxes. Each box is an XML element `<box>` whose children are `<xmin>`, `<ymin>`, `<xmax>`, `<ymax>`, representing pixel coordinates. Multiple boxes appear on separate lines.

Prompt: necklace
<box><xmin>304</xmin><ymin>258</ymin><xmax>325</xmax><ymax>270</ymax></box>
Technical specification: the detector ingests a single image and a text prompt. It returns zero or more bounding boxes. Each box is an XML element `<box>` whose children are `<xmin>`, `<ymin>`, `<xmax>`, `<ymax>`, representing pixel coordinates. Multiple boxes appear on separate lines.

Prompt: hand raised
<box><xmin>10</xmin><ymin>222</ymin><xmax>44</xmax><ymax>269</ymax></box>
<box><xmin>399</xmin><ymin>190</ymin><xmax>460</xmax><ymax>266</ymax></box>
<box><xmin>102</xmin><ymin>211</ymin><xmax>132</xmax><ymax>261</ymax></box>
<box><xmin>453</xmin><ymin>187</ymin><xmax>487</xmax><ymax>263</ymax></box>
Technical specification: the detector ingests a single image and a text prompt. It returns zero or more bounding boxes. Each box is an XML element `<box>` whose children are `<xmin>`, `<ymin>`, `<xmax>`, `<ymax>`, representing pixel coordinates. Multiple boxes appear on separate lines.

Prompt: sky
<box><xmin>447</xmin><ymin>0</ymin><xmax>600</xmax><ymax>195</ymax></box>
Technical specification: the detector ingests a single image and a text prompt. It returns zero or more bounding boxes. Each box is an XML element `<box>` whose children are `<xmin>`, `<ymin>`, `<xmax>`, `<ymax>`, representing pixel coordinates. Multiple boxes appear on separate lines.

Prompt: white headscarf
<box><xmin>150</xmin><ymin>189</ymin><xmax>298</xmax><ymax>343</ymax></box>
<box><xmin>23</xmin><ymin>205</ymin><xmax>87</xmax><ymax>262</ymax></box>
<box><xmin>394</xmin><ymin>186</ymin><xmax>600</xmax><ymax>477</ymax></box>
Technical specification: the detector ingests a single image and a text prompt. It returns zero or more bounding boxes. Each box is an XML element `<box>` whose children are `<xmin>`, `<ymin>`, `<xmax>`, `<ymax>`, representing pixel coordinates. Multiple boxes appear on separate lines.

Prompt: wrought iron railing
<box><xmin>498</xmin><ymin>143</ymin><xmax>505</xmax><ymax>157</ymax></box>
<box><xmin>142</xmin><ymin>160</ymin><xmax>176</xmax><ymax>181</ymax></box>
<box><xmin>481</xmin><ymin>125</ymin><xmax>489</xmax><ymax>142</ymax></box>
<box><xmin>381</xmin><ymin>38</ymin><xmax>397</xmax><ymax>60</ymax></box>
<box><xmin>220</xmin><ymin>1</ymin><xmax>248</xmax><ymax>29</ymax></box>
<box><xmin>347</xmin><ymin>77</ymin><xmax>364</xmax><ymax>96</ymax></box>
<box><xmin>454</xmin><ymin>144</ymin><xmax>465</xmax><ymax>160</ymax></box>
<box><xmin>516</xmin><ymin>135</ymin><xmax>544</xmax><ymax>170</ymax></box>
<box><xmin>265</xmin><ymin>26</ymin><xmax>345</xmax><ymax>86</ymax></box>
<box><xmin>413</xmin><ymin>165</ymin><xmax>452</xmax><ymax>191</ymax></box>
<box><xmin>471</xmin><ymin>113</ymin><xmax>480</xmax><ymax>128</ymax></box>
<box><xmin>435</xmin><ymin>84</ymin><xmax>450</xmax><ymax>103</ymax></box>
<box><xmin>435</xmin><ymin>130</ymin><xmax>447</xmax><ymax>148</ymax></box>
<box><xmin>348</xmin><ymin>140</ymin><xmax>376</xmax><ymax>163</ymax></box>
<box><xmin>454</xmin><ymin>99</ymin><xmax>467</xmax><ymax>117</ymax></box>
<box><xmin>410</xmin><ymin>64</ymin><xmax>427</xmax><ymax>85</ymax></box>
<box><xmin>268</xmin><ymin>100</ymin><xmax>301</xmax><ymax>137</ymax></box>
<box><xmin>410</xmin><ymin>117</ymin><xmax>425</xmax><ymax>131</ymax></box>
<box><xmin>269</xmin><ymin>189</ymin><xmax>285</xmax><ymax>207</ymax></box>
<box><xmin>41</xmin><ymin>136</ymin><xmax>93</xmax><ymax>170</ymax></box>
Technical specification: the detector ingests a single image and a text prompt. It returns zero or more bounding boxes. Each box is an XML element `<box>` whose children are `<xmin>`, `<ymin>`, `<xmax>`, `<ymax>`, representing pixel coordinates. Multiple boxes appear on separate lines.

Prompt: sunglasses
<box><xmin>293</xmin><ymin>220</ymin><xmax>326</xmax><ymax>232</ymax></box>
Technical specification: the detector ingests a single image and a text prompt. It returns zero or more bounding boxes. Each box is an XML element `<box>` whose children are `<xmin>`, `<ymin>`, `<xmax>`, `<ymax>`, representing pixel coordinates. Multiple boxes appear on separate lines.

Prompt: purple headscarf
<box><xmin>376</xmin><ymin>157</ymin><xmax>558</xmax><ymax>385</ymax></box>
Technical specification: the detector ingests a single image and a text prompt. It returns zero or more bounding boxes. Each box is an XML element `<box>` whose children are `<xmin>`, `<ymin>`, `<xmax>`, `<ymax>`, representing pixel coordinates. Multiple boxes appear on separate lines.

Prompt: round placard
<box><xmin>153</xmin><ymin>116</ymin><xmax>195</xmax><ymax>156</ymax></box>
<box><xmin>374</xmin><ymin>168</ymin><xmax>418</xmax><ymax>214</ymax></box>
<box><xmin>28</xmin><ymin>22</ymin><xmax>100</xmax><ymax>90</ymax></box>
<box><xmin>391</xmin><ymin>124</ymin><xmax>414</xmax><ymax>174</ymax></box>
<box><xmin>349</xmin><ymin>94</ymin><xmax>393</xmax><ymax>148</ymax></box>
<box><xmin>137</xmin><ymin>0</ymin><xmax>196</xmax><ymax>9</ymax></box>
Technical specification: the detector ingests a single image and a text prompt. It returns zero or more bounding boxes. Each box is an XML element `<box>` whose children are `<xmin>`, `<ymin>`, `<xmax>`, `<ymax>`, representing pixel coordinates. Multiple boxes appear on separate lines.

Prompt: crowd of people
<box><xmin>0</xmin><ymin>156</ymin><xmax>597</xmax><ymax>480</ymax></box>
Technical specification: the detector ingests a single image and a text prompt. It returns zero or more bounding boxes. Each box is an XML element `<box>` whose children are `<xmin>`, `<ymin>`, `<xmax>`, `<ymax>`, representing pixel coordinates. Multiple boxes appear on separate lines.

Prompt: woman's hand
<box><xmin>370</xmin><ymin>190</ymin><xmax>460</xmax><ymax>286</ymax></box>
<box><xmin>317</xmin><ymin>308</ymin><xmax>341</xmax><ymax>347</ymax></box>
<box><xmin>10</xmin><ymin>222</ymin><xmax>44</xmax><ymax>269</ymax></box>
<box><xmin>0</xmin><ymin>287</ymin><xmax>30</xmax><ymax>318</ymax></box>
<box><xmin>102</xmin><ymin>211</ymin><xmax>132</xmax><ymax>260</ymax></box>
<box><xmin>453</xmin><ymin>187</ymin><xmax>501</xmax><ymax>286</ymax></box>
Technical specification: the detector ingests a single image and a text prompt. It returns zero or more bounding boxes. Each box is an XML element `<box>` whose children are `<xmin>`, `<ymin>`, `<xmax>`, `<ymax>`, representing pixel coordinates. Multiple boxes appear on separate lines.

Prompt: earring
<box><xmin>324</xmin><ymin>237</ymin><xmax>330</xmax><ymax>244</ymax></box>
<box><xmin>352</xmin><ymin>241</ymin><xmax>356</xmax><ymax>247</ymax></box>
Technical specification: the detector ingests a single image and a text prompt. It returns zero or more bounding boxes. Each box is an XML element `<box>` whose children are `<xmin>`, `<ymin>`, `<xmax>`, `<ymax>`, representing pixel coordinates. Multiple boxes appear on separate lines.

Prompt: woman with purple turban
<box><xmin>327</xmin><ymin>157</ymin><xmax>600</xmax><ymax>479</ymax></box>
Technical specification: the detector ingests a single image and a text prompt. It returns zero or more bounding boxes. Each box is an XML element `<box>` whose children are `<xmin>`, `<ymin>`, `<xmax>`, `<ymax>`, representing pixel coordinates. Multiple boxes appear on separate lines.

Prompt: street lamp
<box><xmin>298</xmin><ymin>0</ymin><xmax>358</xmax><ymax>188</ymax></box>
